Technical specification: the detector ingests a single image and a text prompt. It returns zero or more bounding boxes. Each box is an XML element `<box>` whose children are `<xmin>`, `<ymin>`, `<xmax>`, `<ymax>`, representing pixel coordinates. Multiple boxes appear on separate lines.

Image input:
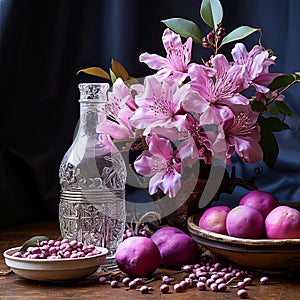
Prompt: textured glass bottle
<box><xmin>59</xmin><ymin>83</ymin><xmax>127</xmax><ymax>258</ymax></box>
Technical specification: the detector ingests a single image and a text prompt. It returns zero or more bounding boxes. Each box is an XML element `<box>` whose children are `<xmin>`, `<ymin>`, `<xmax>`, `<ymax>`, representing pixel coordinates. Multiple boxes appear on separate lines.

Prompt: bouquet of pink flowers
<box><xmin>79</xmin><ymin>0</ymin><xmax>299</xmax><ymax>200</ymax></box>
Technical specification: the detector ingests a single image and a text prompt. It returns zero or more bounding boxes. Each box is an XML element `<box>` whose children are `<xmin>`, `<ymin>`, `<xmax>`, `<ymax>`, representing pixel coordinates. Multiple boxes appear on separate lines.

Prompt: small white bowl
<box><xmin>3</xmin><ymin>246</ymin><xmax>108</xmax><ymax>282</ymax></box>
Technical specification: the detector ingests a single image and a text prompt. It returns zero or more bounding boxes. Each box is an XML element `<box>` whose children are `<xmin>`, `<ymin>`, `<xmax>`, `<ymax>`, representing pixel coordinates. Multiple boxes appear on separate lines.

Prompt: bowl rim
<box><xmin>187</xmin><ymin>214</ymin><xmax>300</xmax><ymax>246</ymax></box>
<box><xmin>3</xmin><ymin>246</ymin><xmax>109</xmax><ymax>263</ymax></box>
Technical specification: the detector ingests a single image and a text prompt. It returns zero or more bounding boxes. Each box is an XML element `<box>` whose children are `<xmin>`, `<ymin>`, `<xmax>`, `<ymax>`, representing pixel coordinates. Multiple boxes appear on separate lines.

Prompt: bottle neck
<box><xmin>77</xmin><ymin>82</ymin><xmax>110</xmax><ymax>136</ymax></box>
<box><xmin>79</xmin><ymin>101</ymin><xmax>106</xmax><ymax>136</ymax></box>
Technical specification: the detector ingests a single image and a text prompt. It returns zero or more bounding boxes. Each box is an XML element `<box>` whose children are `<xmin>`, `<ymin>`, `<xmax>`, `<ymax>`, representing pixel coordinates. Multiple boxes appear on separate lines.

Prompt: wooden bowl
<box><xmin>187</xmin><ymin>213</ymin><xmax>300</xmax><ymax>271</ymax></box>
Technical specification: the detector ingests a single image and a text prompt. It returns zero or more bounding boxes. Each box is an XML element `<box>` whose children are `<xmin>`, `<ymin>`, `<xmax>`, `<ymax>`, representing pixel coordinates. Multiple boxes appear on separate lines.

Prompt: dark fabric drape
<box><xmin>1</xmin><ymin>0</ymin><xmax>299</xmax><ymax>228</ymax></box>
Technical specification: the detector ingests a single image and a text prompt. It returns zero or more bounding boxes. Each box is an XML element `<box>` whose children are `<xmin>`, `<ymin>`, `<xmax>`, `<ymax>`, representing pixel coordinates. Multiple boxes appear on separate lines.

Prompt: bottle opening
<box><xmin>78</xmin><ymin>83</ymin><xmax>110</xmax><ymax>102</ymax></box>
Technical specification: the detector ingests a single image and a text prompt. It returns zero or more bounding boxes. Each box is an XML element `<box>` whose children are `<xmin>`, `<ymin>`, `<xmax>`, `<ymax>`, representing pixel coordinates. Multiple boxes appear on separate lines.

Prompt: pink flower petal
<box><xmin>134</xmin><ymin>151</ymin><xmax>156</xmax><ymax>177</ymax></box>
<box><xmin>234</xmin><ymin>136</ymin><xmax>263</xmax><ymax>163</ymax></box>
<box><xmin>160</xmin><ymin>168</ymin><xmax>182</xmax><ymax>198</ymax></box>
<box><xmin>146</xmin><ymin>134</ymin><xmax>173</xmax><ymax>159</ymax></box>
<box><xmin>139</xmin><ymin>53</ymin><xmax>170</xmax><ymax>70</ymax></box>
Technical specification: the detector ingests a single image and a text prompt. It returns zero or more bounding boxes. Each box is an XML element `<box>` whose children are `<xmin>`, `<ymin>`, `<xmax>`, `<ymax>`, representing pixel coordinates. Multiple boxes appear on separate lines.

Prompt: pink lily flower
<box><xmin>100</xmin><ymin>78</ymin><xmax>139</xmax><ymax>140</ymax></box>
<box><xmin>231</xmin><ymin>43</ymin><xmax>281</xmax><ymax>93</ymax></box>
<box><xmin>139</xmin><ymin>28</ymin><xmax>193</xmax><ymax>83</ymax></box>
<box><xmin>130</xmin><ymin>75</ymin><xmax>201</xmax><ymax>136</ymax></box>
<box><xmin>177</xmin><ymin>113</ymin><xmax>225</xmax><ymax>166</ymax></box>
<box><xmin>184</xmin><ymin>54</ymin><xmax>249</xmax><ymax>119</ymax></box>
<box><xmin>219</xmin><ymin>105</ymin><xmax>263</xmax><ymax>163</ymax></box>
<box><xmin>133</xmin><ymin>133</ymin><xmax>182</xmax><ymax>198</ymax></box>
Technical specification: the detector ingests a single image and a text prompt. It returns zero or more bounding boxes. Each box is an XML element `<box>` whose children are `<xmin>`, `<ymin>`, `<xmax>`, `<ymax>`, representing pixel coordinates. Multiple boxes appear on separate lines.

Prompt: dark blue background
<box><xmin>0</xmin><ymin>0</ymin><xmax>299</xmax><ymax>227</ymax></box>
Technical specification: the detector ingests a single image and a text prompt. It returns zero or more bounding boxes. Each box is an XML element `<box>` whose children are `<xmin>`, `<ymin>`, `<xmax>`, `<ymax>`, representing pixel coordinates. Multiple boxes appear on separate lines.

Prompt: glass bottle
<box><xmin>59</xmin><ymin>83</ymin><xmax>127</xmax><ymax>259</ymax></box>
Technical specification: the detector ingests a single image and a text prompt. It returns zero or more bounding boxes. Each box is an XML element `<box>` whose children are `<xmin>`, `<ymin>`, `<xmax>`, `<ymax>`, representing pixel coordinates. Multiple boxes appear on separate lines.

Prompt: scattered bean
<box><xmin>162</xmin><ymin>275</ymin><xmax>172</xmax><ymax>284</ymax></box>
<box><xmin>218</xmin><ymin>283</ymin><xmax>227</xmax><ymax>292</ymax></box>
<box><xmin>243</xmin><ymin>277</ymin><xmax>253</xmax><ymax>285</ymax></box>
<box><xmin>128</xmin><ymin>280</ymin><xmax>138</xmax><ymax>289</ymax></box>
<box><xmin>259</xmin><ymin>276</ymin><xmax>269</xmax><ymax>285</ymax></box>
<box><xmin>237</xmin><ymin>289</ymin><xmax>248</xmax><ymax>298</ymax></box>
<box><xmin>110</xmin><ymin>280</ymin><xmax>119</xmax><ymax>288</ymax></box>
<box><xmin>122</xmin><ymin>277</ymin><xmax>131</xmax><ymax>285</ymax></box>
<box><xmin>98</xmin><ymin>276</ymin><xmax>107</xmax><ymax>284</ymax></box>
<box><xmin>139</xmin><ymin>285</ymin><xmax>149</xmax><ymax>294</ymax></box>
<box><xmin>160</xmin><ymin>284</ymin><xmax>170</xmax><ymax>294</ymax></box>
<box><xmin>173</xmin><ymin>283</ymin><xmax>183</xmax><ymax>293</ymax></box>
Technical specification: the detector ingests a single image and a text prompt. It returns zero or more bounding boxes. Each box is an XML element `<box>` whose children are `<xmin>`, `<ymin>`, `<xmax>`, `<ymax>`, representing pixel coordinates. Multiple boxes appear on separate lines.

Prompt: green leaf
<box><xmin>76</xmin><ymin>67</ymin><xmax>110</xmax><ymax>80</ymax></box>
<box><xmin>251</xmin><ymin>100</ymin><xmax>266</xmax><ymax>112</ymax></box>
<box><xmin>259</xmin><ymin>127</ymin><xmax>279</xmax><ymax>169</ymax></box>
<box><xmin>109</xmin><ymin>68</ymin><xmax>117</xmax><ymax>83</ymax></box>
<box><xmin>275</xmin><ymin>101</ymin><xmax>298</xmax><ymax>123</ymax></box>
<box><xmin>20</xmin><ymin>236</ymin><xmax>49</xmax><ymax>253</ymax></box>
<box><xmin>161</xmin><ymin>18</ymin><xmax>203</xmax><ymax>44</ymax></box>
<box><xmin>268</xmin><ymin>72</ymin><xmax>300</xmax><ymax>90</ymax></box>
<box><xmin>268</xmin><ymin>74</ymin><xmax>294</xmax><ymax>91</ymax></box>
<box><xmin>200</xmin><ymin>0</ymin><xmax>223</xmax><ymax>30</ymax></box>
<box><xmin>258</xmin><ymin>116</ymin><xmax>290</xmax><ymax>168</ymax></box>
<box><xmin>259</xmin><ymin>116</ymin><xmax>290</xmax><ymax>132</ymax></box>
<box><xmin>220</xmin><ymin>26</ymin><xmax>261</xmax><ymax>47</ymax></box>
<box><xmin>267</xmin><ymin>105</ymin><xmax>280</xmax><ymax>115</ymax></box>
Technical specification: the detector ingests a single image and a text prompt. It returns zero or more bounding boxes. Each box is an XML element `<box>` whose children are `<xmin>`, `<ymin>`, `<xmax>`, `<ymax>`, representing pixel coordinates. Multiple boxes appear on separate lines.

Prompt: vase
<box><xmin>126</xmin><ymin>138</ymin><xmax>258</xmax><ymax>232</ymax></box>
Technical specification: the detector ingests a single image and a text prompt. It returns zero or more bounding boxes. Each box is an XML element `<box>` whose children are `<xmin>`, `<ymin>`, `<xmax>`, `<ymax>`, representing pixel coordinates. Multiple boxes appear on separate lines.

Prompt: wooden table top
<box><xmin>1</xmin><ymin>220</ymin><xmax>300</xmax><ymax>300</ymax></box>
